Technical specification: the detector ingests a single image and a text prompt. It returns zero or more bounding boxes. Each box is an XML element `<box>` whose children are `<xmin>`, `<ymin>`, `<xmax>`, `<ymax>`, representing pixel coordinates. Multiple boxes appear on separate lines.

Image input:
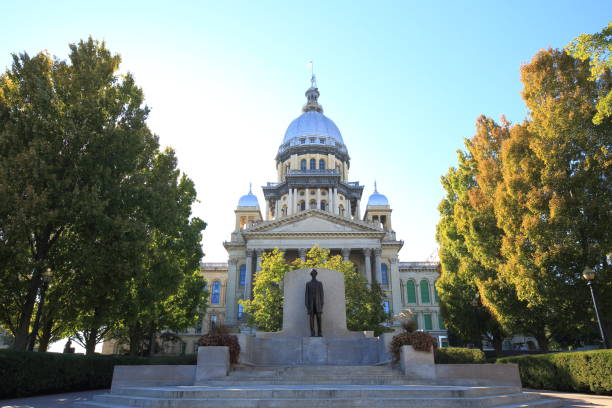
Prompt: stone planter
<box><xmin>399</xmin><ymin>345</ymin><xmax>435</xmax><ymax>379</ymax></box>
<box><xmin>195</xmin><ymin>346</ymin><xmax>230</xmax><ymax>383</ymax></box>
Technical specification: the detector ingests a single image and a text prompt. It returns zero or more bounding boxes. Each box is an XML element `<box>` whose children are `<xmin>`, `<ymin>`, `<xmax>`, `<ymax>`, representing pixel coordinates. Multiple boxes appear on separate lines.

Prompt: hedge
<box><xmin>0</xmin><ymin>350</ymin><xmax>196</xmax><ymax>398</ymax></box>
<box><xmin>496</xmin><ymin>350</ymin><xmax>612</xmax><ymax>395</ymax></box>
<box><xmin>434</xmin><ymin>347</ymin><xmax>486</xmax><ymax>364</ymax></box>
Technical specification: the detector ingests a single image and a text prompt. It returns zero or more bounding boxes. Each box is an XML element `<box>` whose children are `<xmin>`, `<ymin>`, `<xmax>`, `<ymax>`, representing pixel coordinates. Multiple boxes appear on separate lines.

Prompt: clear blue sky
<box><xmin>2</xmin><ymin>1</ymin><xmax>610</xmax><ymax>262</ymax></box>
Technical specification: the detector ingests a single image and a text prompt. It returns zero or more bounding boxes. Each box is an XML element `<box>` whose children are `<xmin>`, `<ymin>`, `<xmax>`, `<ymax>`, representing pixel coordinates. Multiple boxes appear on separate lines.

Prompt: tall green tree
<box><xmin>108</xmin><ymin>149</ymin><xmax>207</xmax><ymax>356</ymax></box>
<box><xmin>241</xmin><ymin>246</ymin><xmax>387</xmax><ymax>335</ymax></box>
<box><xmin>567</xmin><ymin>21</ymin><xmax>612</xmax><ymax>124</ymax></box>
<box><xmin>0</xmin><ymin>38</ymin><xmax>159</xmax><ymax>350</ymax></box>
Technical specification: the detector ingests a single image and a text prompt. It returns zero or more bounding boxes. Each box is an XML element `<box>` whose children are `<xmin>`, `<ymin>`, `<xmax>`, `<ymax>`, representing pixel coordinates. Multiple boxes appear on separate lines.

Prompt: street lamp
<box><xmin>582</xmin><ymin>266</ymin><xmax>609</xmax><ymax>349</ymax></box>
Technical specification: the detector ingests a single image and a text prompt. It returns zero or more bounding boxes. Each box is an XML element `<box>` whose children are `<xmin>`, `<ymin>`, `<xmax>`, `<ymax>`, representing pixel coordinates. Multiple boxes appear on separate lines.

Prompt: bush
<box><xmin>434</xmin><ymin>347</ymin><xmax>485</xmax><ymax>364</ymax></box>
<box><xmin>389</xmin><ymin>331</ymin><xmax>437</xmax><ymax>361</ymax></box>
<box><xmin>496</xmin><ymin>350</ymin><xmax>612</xmax><ymax>395</ymax></box>
<box><xmin>197</xmin><ymin>325</ymin><xmax>241</xmax><ymax>364</ymax></box>
<box><xmin>0</xmin><ymin>350</ymin><xmax>196</xmax><ymax>398</ymax></box>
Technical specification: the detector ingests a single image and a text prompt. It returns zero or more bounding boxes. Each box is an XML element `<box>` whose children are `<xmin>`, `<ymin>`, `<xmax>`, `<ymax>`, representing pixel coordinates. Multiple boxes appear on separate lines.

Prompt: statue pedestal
<box><xmin>241</xmin><ymin>336</ymin><xmax>386</xmax><ymax>366</ymax></box>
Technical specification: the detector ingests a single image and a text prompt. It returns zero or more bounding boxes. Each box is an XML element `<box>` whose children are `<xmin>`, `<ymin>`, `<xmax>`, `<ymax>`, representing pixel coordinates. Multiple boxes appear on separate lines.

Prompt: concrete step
<box><xmin>80</xmin><ymin>394</ymin><xmax>544</xmax><ymax>408</ymax></box>
<box><xmin>111</xmin><ymin>384</ymin><xmax>522</xmax><ymax>399</ymax></box>
<box><xmin>494</xmin><ymin>398</ymin><xmax>564</xmax><ymax>408</ymax></box>
<box><xmin>88</xmin><ymin>390</ymin><xmax>544</xmax><ymax>408</ymax></box>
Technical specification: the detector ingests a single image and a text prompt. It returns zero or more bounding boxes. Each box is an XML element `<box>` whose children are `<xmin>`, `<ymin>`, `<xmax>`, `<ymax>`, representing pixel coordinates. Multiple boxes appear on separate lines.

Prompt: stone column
<box><xmin>299</xmin><ymin>248</ymin><xmax>307</xmax><ymax>262</ymax></box>
<box><xmin>341</xmin><ymin>248</ymin><xmax>350</xmax><ymax>261</ymax></box>
<box><xmin>316</xmin><ymin>188</ymin><xmax>321</xmax><ymax>210</ymax></box>
<box><xmin>288</xmin><ymin>189</ymin><xmax>294</xmax><ymax>215</ymax></box>
<box><xmin>244</xmin><ymin>249</ymin><xmax>253</xmax><ymax>300</ymax></box>
<box><xmin>363</xmin><ymin>248</ymin><xmax>372</xmax><ymax>286</ymax></box>
<box><xmin>256</xmin><ymin>250</ymin><xmax>263</xmax><ymax>271</ymax></box>
<box><xmin>265</xmin><ymin>201</ymin><xmax>270</xmax><ymax>221</ymax></box>
<box><xmin>334</xmin><ymin>188</ymin><xmax>339</xmax><ymax>214</ymax></box>
<box><xmin>275</xmin><ymin>199</ymin><xmax>280</xmax><ymax>219</ymax></box>
<box><xmin>226</xmin><ymin>258</ymin><xmax>238</xmax><ymax>326</ymax></box>
<box><xmin>390</xmin><ymin>258</ymin><xmax>401</xmax><ymax>317</ymax></box>
<box><xmin>355</xmin><ymin>199</ymin><xmax>361</xmax><ymax>221</ymax></box>
<box><xmin>374</xmin><ymin>248</ymin><xmax>382</xmax><ymax>284</ymax></box>
<box><xmin>329</xmin><ymin>187</ymin><xmax>334</xmax><ymax>213</ymax></box>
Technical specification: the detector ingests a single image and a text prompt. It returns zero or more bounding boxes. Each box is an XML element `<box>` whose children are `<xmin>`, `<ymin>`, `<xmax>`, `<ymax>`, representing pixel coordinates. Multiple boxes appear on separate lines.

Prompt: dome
<box><xmin>238</xmin><ymin>186</ymin><xmax>259</xmax><ymax>207</ymax></box>
<box><xmin>282</xmin><ymin>111</ymin><xmax>344</xmax><ymax>145</ymax></box>
<box><xmin>367</xmin><ymin>183</ymin><xmax>389</xmax><ymax>206</ymax></box>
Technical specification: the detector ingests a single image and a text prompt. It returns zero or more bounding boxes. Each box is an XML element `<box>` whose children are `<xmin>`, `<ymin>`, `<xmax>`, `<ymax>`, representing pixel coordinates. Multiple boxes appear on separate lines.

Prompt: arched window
<box><xmin>211</xmin><ymin>281</ymin><xmax>221</xmax><ymax>304</ymax></box>
<box><xmin>281</xmin><ymin>205</ymin><xmax>287</xmax><ymax>216</ymax></box>
<box><xmin>406</xmin><ymin>280</ymin><xmax>416</xmax><ymax>303</ymax></box>
<box><xmin>339</xmin><ymin>205</ymin><xmax>345</xmax><ymax>216</ymax></box>
<box><xmin>300</xmin><ymin>159</ymin><xmax>307</xmax><ymax>170</ymax></box>
<box><xmin>420</xmin><ymin>280</ymin><xmax>430</xmax><ymax>303</ymax></box>
<box><xmin>319</xmin><ymin>159</ymin><xmax>325</xmax><ymax>170</ymax></box>
<box><xmin>309</xmin><ymin>200</ymin><xmax>317</xmax><ymax>210</ymax></box>
<box><xmin>239</xmin><ymin>265</ymin><xmax>246</xmax><ymax>286</ymax></box>
<box><xmin>299</xmin><ymin>200</ymin><xmax>306</xmax><ymax>211</ymax></box>
<box><xmin>320</xmin><ymin>201</ymin><xmax>327</xmax><ymax>211</ymax></box>
<box><xmin>237</xmin><ymin>304</ymin><xmax>244</xmax><ymax>320</ymax></box>
<box><xmin>381</xmin><ymin>264</ymin><xmax>389</xmax><ymax>285</ymax></box>
<box><xmin>310</xmin><ymin>158</ymin><xmax>316</xmax><ymax>169</ymax></box>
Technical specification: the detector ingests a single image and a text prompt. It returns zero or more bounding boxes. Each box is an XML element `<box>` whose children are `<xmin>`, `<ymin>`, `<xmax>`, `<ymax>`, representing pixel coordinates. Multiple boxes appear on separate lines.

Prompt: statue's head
<box><xmin>310</xmin><ymin>269</ymin><xmax>318</xmax><ymax>278</ymax></box>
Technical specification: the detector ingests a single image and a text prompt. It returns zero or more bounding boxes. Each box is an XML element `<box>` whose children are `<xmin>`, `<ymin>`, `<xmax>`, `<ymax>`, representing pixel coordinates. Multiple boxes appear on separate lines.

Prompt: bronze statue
<box><xmin>305</xmin><ymin>268</ymin><xmax>324</xmax><ymax>337</ymax></box>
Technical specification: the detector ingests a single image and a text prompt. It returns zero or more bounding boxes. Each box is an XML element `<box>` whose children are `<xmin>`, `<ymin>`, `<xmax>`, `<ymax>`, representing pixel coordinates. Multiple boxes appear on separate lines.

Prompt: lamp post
<box><xmin>27</xmin><ymin>268</ymin><xmax>53</xmax><ymax>351</ymax></box>
<box><xmin>582</xmin><ymin>266</ymin><xmax>609</xmax><ymax>349</ymax></box>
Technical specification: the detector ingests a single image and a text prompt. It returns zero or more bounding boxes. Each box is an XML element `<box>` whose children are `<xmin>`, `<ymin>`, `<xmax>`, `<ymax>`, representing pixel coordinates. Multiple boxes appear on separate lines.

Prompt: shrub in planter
<box><xmin>197</xmin><ymin>325</ymin><xmax>241</xmax><ymax>364</ymax></box>
<box><xmin>434</xmin><ymin>347</ymin><xmax>485</xmax><ymax>364</ymax></box>
<box><xmin>389</xmin><ymin>331</ymin><xmax>438</xmax><ymax>362</ymax></box>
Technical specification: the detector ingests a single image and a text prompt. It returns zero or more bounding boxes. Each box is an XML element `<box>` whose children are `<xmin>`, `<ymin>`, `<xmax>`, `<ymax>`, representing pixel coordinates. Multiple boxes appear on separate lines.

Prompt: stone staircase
<box><xmin>76</xmin><ymin>365</ymin><xmax>563</xmax><ymax>408</ymax></box>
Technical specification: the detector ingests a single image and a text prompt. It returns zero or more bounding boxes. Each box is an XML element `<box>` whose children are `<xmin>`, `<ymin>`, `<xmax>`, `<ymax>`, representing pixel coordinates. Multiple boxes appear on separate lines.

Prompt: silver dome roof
<box><xmin>282</xmin><ymin>111</ymin><xmax>344</xmax><ymax>145</ymax></box>
<box><xmin>238</xmin><ymin>185</ymin><xmax>259</xmax><ymax>207</ymax></box>
<box><xmin>367</xmin><ymin>183</ymin><xmax>389</xmax><ymax>206</ymax></box>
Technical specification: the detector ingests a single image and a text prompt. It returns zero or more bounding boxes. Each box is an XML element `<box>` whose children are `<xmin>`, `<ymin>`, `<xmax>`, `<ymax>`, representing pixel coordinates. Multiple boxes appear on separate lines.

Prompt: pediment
<box><xmin>244</xmin><ymin>210</ymin><xmax>381</xmax><ymax>235</ymax></box>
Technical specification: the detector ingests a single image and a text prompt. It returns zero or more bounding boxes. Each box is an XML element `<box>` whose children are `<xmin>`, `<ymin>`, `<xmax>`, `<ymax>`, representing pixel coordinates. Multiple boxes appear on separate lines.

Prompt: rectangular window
<box><xmin>239</xmin><ymin>265</ymin><xmax>246</xmax><ymax>286</ymax></box>
<box><xmin>424</xmin><ymin>314</ymin><xmax>433</xmax><ymax>330</ymax></box>
<box><xmin>438</xmin><ymin>314</ymin><xmax>446</xmax><ymax>330</ymax></box>
<box><xmin>406</xmin><ymin>281</ymin><xmax>416</xmax><ymax>303</ymax></box>
<box><xmin>434</xmin><ymin>285</ymin><xmax>440</xmax><ymax>303</ymax></box>
<box><xmin>382</xmin><ymin>300</ymin><xmax>390</xmax><ymax>315</ymax></box>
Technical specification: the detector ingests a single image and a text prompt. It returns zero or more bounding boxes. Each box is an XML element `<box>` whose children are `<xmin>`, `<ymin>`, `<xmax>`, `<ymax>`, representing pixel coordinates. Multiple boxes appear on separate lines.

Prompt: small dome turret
<box><xmin>367</xmin><ymin>182</ymin><xmax>389</xmax><ymax>207</ymax></box>
<box><xmin>238</xmin><ymin>184</ymin><xmax>259</xmax><ymax>208</ymax></box>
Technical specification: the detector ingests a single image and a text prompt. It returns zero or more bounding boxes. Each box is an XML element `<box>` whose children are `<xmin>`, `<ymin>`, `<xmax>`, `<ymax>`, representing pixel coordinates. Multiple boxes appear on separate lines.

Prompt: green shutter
<box><xmin>424</xmin><ymin>314</ymin><xmax>433</xmax><ymax>330</ymax></box>
<box><xmin>420</xmin><ymin>280</ymin><xmax>430</xmax><ymax>303</ymax></box>
<box><xmin>406</xmin><ymin>281</ymin><xmax>416</xmax><ymax>303</ymax></box>
<box><xmin>434</xmin><ymin>284</ymin><xmax>440</xmax><ymax>302</ymax></box>
<box><xmin>438</xmin><ymin>314</ymin><xmax>446</xmax><ymax>329</ymax></box>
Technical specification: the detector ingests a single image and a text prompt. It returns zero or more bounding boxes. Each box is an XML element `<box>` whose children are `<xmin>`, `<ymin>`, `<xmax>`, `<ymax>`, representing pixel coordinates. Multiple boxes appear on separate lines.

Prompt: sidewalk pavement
<box><xmin>0</xmin><ymin>388</ymin><xmax>610</xmax><ymax>407</ymax></box>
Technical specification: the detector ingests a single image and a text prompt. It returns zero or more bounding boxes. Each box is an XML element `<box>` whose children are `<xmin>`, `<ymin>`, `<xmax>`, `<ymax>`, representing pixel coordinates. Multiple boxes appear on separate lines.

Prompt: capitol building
<box><xmin>142</xmin><ymin>77</ymin><xmax>448</xmax><ymax>355</ymax></box>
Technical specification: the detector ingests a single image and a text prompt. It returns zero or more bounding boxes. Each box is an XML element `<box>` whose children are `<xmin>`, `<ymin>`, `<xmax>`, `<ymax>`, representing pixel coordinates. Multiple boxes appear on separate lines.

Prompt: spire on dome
<box><xmin>303</xmin><ymin>63</ymin><xmax>323</xmax><ymax>113</ymax></box>
<box><xmin>374</xmin><ymin>181</ymin><xmax>378</xmax><ymax>193</ymax></box>
<box><xmin>249</xmin><ymin>182</ymin><xmax>252</xmax><ymax>194</ymax></box>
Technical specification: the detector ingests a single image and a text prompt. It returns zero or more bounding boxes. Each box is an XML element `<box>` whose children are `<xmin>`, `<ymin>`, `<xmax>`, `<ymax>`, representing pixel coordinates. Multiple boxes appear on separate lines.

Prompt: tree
<box><xmin>241</xmin><ymin>246</ymin><xmax>388</xmax><ymax>335</ymax></box>
<box><xmin>567</xmin><ymin>21</ymin><xmax>612</xmax><ymax>124</ymax></box>
<box><xmin>495</xmin><ymin>49</ymin><xmax>611</xmax><ymax>348</ymax></box>
<box><xmin>0</xmin><ymin>38</ymin><xmax>160</xmax><ymax>350</ymax></box>
<box><xmin>107</xmin><ymin>148</ymin><xmax>207</xmax><ymax>356</ymax></box>
<box><xmin>436</xmin><ymin>148</ymin><xmax>508</xmax><ymax>351</ymax></box>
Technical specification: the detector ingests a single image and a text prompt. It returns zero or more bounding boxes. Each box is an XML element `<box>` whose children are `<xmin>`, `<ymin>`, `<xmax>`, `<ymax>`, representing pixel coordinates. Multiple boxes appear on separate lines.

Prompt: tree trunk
<box><xmin>38</xmin><ymin>316</ymin><xmax>55</xmax><ymax>352</ymax></box>
<box><xmin>129</xmin><ymin>324</ymin><xmax>141</xmax><ymax>356</ymax></box>
<box><xmin>534</xmin><ymin>331</ymin><xmax>549</xmax><ymax>352</ymax></box>
<box><xmin>13</xmin><ymin>268</ymin><xmax>43</xmax><ymax>350</ymax></box>
<box><xmin>85</xmin><ymin>326</ymin><xmax>99</xmax><ymax>355</ymax></box>
<box><xmin>147</xmin><ymin>325</ymin><xmax>156</xmax><ymax>357</ymax></box>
